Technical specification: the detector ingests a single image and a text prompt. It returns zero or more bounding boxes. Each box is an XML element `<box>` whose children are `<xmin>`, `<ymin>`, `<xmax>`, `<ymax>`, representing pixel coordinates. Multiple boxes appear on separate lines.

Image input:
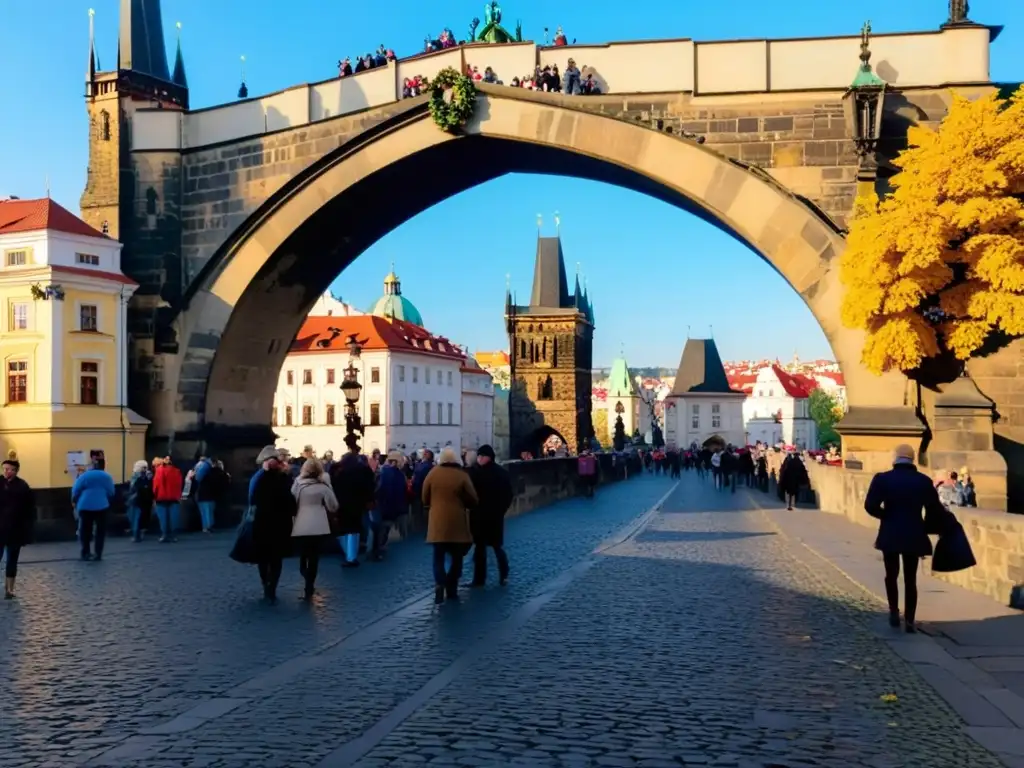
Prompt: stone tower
<box><xmin>606</xmin><ymin>356</ymin><xmax>640</xmax><ymax>441</ymax></box>
<box><xmin>505</xmin><ymin>232</ymin><xmax>594</xmax><ymax>456</ymax></box>
<box><xmin>80</xmin><ymin>0</ymin><xmax>188</xmax><ymax>243</ymax></box>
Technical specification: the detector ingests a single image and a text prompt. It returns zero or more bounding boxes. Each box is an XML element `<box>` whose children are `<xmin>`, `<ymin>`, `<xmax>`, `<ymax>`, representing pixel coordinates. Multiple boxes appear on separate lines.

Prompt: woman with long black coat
<box><xmin>864</xmin><ymin>444</ymin><xmax>949</xmax><ymax>633</ymax></box>
<box><xmin>778</xmin><ymin>453</ymin><xmax>809</xmax><ymax>510</ymax></box>
<box><xmin>251</xmin><ymin>446</ymin><xmax>296</xmax><ymax>604</ymax></box>
<box><xmin>0</xmin><ymin>455</ymin><xmax>35</xmax><ymax>599</ymax></box>
<box><xmin>330</xmin><ymin>437</ymin><xmax>376</xmax><ymax>567</ymax></box>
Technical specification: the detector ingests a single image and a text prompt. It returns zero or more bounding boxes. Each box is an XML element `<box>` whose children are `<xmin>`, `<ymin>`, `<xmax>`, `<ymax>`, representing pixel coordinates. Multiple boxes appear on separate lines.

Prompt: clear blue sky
<box><xmin>1</xmin><ymin>1</ymin><xmax>1019</xmax><ymax>367</ymax></box>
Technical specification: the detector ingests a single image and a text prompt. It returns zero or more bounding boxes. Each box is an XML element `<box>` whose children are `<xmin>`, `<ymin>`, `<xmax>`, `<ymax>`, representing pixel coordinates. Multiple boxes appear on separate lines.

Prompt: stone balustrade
<box><xmin>805</xmin><ymin>460</ymin><xmax>1024</xmax><ymax>608</ymax></box>
<box><xmin>131</xmin><ymin>24</ymin><xmax>992</xmax><ymax>153</ymax></box>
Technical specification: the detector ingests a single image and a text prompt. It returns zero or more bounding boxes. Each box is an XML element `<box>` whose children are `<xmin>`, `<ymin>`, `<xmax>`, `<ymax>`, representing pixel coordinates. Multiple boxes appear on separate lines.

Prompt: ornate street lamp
<box><xmin>340</xmin><ymin>334</ymin><xmax>367</xmax><ymax>448</ymax></box>
<box><xmin>842</xmin><ymin>22</ymin><xmax>887</xmax><ymax>182</ymax></box>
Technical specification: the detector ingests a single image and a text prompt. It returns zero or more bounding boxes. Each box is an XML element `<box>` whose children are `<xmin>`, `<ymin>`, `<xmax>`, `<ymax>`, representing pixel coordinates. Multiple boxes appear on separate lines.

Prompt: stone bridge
<box><xmin>78</xmin><ymin>21</ymin><xmax>1013</xmax><ymax>495</ymax></box>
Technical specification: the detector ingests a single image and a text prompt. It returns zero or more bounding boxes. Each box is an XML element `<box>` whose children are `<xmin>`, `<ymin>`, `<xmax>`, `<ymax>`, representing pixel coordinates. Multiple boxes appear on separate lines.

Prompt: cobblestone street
<box><xmin>1</xmin><ymin>474</ymin><xmax>1010</xmax><ymax>767</ymax></box>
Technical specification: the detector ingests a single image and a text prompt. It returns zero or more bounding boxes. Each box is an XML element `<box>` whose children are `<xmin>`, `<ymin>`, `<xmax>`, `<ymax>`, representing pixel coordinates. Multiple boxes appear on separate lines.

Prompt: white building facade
<box><xmin>460</xmin><ymin>357</ymin><xmax>495</xmax><ymax>452</ymax></box>
<box><xmin>273</xmin><ymin>315</ymin><xmax>467</xmax><ymax>457</ymax></box>
<box><xmin>662</xmin><ymin>339</ymin><xmax>745</xmax><ymax>448</ymax></box>
<box><xmin>742</xmin><ymin>365</ymin><xmax>818</xmax><ymax>449</ymax></box>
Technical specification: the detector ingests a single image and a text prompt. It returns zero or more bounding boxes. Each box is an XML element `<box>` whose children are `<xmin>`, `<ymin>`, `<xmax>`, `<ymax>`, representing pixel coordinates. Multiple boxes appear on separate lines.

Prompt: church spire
<box><xmin>87</xmin><ymin>8</ymin><xmax>98</xmax><ymax>83</ymax></box>
<box><xmin>171</xmin><ymin>21</ymin><xmax>188</xmax><ymax>88</ymax></box>
<box><xmin>119</xmin><ymin>0</ymin><xmax>171</xmax><ymax>81</ymax></box>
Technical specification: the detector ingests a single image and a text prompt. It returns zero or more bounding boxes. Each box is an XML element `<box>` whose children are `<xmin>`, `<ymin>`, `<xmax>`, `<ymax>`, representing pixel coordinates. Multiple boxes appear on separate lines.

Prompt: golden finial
<box><xmin>7</xmin><ymin>449</ymin><xmax>17</xmax><ymax>460</ymax></box>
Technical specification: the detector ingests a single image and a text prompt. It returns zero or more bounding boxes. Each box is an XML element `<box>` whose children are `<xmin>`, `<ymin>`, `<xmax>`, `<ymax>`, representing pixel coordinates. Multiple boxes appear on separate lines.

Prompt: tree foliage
<box><xmin>592</xmin><ymin>409</ymin><xmax>609</xmax><ymax>447</ymax></box>
<box><xmin>612</xmin><ymin>415</ymin><xmax>627</xmax><ymax>452</ymax></box>
<box><xmin>840</xmin><ymin>86</ymin><xmax>1024</xmax><ymax>373</ymax></box>
<box><xmin>808</xmin><ymin>388</ymin><xmax>841</xmax><ymax>447</ymax></box>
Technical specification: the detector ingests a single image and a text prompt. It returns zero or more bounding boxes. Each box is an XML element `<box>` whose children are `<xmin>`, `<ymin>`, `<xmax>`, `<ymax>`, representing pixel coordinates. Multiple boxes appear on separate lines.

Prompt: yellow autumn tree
<box><xmin>840</xmin><ymin>85</ymin><xmax>1024</xmax><ymax>374</ymax></box>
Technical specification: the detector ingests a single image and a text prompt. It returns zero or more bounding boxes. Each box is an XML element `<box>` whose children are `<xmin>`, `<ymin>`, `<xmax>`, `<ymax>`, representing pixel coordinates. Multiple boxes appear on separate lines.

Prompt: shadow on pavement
<box><xmin>634</xmin><ymin>529</ymin><xmax>777</xmax><ymax>543</ymax></box>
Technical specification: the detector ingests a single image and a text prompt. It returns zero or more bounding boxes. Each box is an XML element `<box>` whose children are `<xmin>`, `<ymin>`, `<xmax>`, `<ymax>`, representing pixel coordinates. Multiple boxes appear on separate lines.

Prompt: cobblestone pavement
<box><xmin>2</xmin><ymin>473</ymin><xmax>1007</xmax><ymax>768</ymax></box>
<box><xmin>0</xmin><ymin>476</ymin><xmax>671</xmax><ymax>768</ymax></box>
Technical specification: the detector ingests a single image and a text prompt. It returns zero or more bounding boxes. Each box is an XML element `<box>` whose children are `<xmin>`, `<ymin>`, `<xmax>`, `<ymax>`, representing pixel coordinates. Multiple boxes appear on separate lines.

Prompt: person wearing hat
<box><xmin>249</xmin><ymin>445</ymin><xmax>296</xmax><ymax>603</ymax></box>
<box><xmin>0</xmin><ymin>453</ymin><xmax>35</xmax><ymax>599</ymax></box>
<box><xmin>422</xmin><ymin>447</ymin><xmax>479</xmax><ymax>603</ymax></box>
<box><xmin>864</xmin><ymin>443</ymin><xmax>950</xmax><ymax>633</ymax></box>
<box><xmin>467</xmin><ymin>445</ymin><xmax>514</xmax><ymax>587</ymax></box>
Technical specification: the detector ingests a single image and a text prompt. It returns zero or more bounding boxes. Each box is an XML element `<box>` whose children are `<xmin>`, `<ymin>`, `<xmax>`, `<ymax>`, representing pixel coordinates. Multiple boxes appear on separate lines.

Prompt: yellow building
<box><xmin>0</xmin><ymin>197</ymin><xmax>148</xmax><ymax>493</ymax></box>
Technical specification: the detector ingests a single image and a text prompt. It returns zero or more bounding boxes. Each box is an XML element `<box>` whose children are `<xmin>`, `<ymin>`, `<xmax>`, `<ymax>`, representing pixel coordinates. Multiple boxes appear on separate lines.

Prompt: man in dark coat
<box><xmin>864</xmin><ymin>443</ymin><xmax>949</xmax><ymax>633</ymax></box>
<box><xmin>0</xmin><ymin>455</ymin><xmax>35</xmax><ymax>599</ymax></box>
<box><xmin>467</xmin><ymin>445</ymin><xmax>515</xmax><ymax>587</ymax></box>
<box><xmin>331</xmin><ymin>436</ymin><xmax>375</xmax><ymax>567</ymax></box>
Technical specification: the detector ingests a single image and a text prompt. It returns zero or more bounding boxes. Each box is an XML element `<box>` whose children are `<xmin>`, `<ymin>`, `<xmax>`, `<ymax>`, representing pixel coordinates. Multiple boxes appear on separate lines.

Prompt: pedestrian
<box><xmin>411</xmin><ymin>448</ymin><xmax>435</xmax><ymax>526</ymax></box>
<box><xmin>373</xmin><ymin>451</ymin><xmax>409</xmax><ymax>561</ymax></box>
<box><xmin>291</xmin><ymin>457</ymin><xmax>338</xmax><ymax>599</ymax></box>
<box><xmin>152</xmin><ymin>457</ymin><xmax>183</xmax><ymax>542</ymax></box>
<box><xmin>193</xmin><ymin>456</ymin><xmax>215</xmax><ymax>532</ymax></box>
<box><xmin>710</xmin><ymin>448</ymin><xmax>722</xmax><ymax>489</ymax></box>
<box><xmin>577</xmin><ymin>449</ymin><xmax>598</xmax><ymax>498</ymax></box>
<box><xmin>125</xmin><ymin>460</ymin><xmax>154</xmax><ymax>542</ymax></box>
<box><xmin>250</xmin><ymin>446</ymin><xmax>296</xmax><ymax>604</ymax></box>
<box><xmin>422</xmin><ymin>446</ymin><xmax>479</xmax><ymax>604</ymax></box>
<box><xmin>467</xmin><ymin>445</ymin><xmax>514</xmax><ymax>587</ymax></box>
<box><xmin>0</xmin><ymin>453</ymin><xmax>35</xmax><ymax>599</ymax></box>
<box><xmin>721</xmin><ymin>449</ymin><xmax>737</xmax><ymax>493</ymax></box>
<box><xmin>72</xmin><ymin>457</ymin><xmax>115</xmax><ymax>561</ymax></box>
<box><xmin>864</xmin><ymin>444</ymin><xmax>949</xmax><ymax>633</ymax></box>
<box><xmin>779</xmin><ymin>453</ymin><xmax>809</xmax><ymax>510</ymax></box>
<box><xmin>330</xmin><ymin>435</ymin><xmax>375</xmax><ymax>567</ymax></box>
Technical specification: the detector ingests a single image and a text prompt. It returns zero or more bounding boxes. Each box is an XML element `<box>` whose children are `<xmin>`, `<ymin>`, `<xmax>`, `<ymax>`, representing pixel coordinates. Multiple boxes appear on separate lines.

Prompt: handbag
<box><xmin>931</xmin><ymin>520</ymin><xmax>977</xmax><ymax>573</ymax></box>
<box><xmin>229</xmin><ymin>505</ymin><xmax>259</xmax><ymax>564</ymax></box>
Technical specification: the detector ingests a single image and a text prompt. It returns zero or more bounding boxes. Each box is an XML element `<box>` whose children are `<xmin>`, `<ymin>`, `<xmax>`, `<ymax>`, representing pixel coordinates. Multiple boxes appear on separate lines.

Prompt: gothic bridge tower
<box><xmin>505</xmin><ymin>227</ymin><xmax>595</xmax><ymax>456</ymax></box>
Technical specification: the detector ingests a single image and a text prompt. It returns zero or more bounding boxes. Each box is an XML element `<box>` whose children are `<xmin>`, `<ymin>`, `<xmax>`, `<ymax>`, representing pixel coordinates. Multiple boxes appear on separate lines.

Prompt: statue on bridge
<box><xmin>474</xmin><ymin>1</ymin><xmax>523</xmax><ymax>43</ymax></box>
<box><xmin>947</xmin><ymin>0</ymin><xmax>970</xmax><ymax>24</ymax></box>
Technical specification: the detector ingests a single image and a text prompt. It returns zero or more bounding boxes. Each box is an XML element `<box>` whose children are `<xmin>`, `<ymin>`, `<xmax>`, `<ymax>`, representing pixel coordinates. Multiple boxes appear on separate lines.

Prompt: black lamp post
<box><xmin>340</xmin><ymin>334</ymin><xmax>366</xmax><ymax>449</ymax></box>
<box><xmin>842</xmin><ymin>22</ymin><xmax>887</xmax><ymax>182</ymax></box>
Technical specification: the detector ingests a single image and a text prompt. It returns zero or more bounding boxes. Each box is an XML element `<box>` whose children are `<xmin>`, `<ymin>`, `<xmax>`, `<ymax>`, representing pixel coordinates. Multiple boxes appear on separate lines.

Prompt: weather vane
<box><xmin>536</xmin><ymin>213</ymin><xmax>542</xmax><ymax>230</ymax></box>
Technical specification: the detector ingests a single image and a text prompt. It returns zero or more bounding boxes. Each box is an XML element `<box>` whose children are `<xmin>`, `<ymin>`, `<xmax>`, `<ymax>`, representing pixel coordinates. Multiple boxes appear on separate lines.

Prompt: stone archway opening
<box><xmin>166</xmin><ymin>91</ymin><xmax>909</xmax><ymax>465</ymax></box>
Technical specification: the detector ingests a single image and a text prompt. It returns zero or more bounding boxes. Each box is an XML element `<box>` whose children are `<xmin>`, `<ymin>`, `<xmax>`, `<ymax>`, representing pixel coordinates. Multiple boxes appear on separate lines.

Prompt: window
<box><xmin>101</xmin><ymin>221</ymin><xmax>109</xmax><ymax>235</ymax></box>
<box><xmin>447</xmin><ymin>371</ymin><xmax>453</xmax><ymax>387</ymax></box>
<box><xmin>448</xmin><ymin>403</ymin><xmax>454</xmax><ymax>424</ymax></box>
<box><xmin>271</xmin><ymin>409</ymin><xmax>278</xmax><ymax>427</ymax></box>
<box><xmin>302</xmin><ymin>405</ymin><xmax>313</xmax><ymax>425</ymax></box>
<box><xmin>437</xmin><ymin>402</ymin><xmax>442</xmax><ymax>424</ymax></box>
<box><xmin>76</xmin><ymin>253</ymin><xmax>100</xmax><ymax>266</ymax></box>
<box><xmin>370</xmin><ymin>403</ymin><xmax>380</xmax><ymax>426</ymax></box>
<box><xmin>371</xmin><ymin>367</ymin><xmax>380</xmax><ymax>383</ymax></box>
<box><xmin>79</xmin><ymin>304</ymin><xmax>98</xmax><ymax>332</ymax></box>
<box><xmin>286</xmin><ymin>370</ymin><xmax>294</xmax><ymax>385</ymax></box>
<box><xmin>424</xmin><ymin>401</ymin><xmax>431</xmax><ymax>425</ymax></box>
<box><xmin>412</xmin><ymin>401</ymin><xmax>419</xmax><ymax>424</ymax></box>
<box><xmin>326</xmin><ymin>404</ymin><xmax>336</xmax><ymax>424</ymax></box>
<box><xmin>100</xmin><ymin>109</ymin><xmax>111</xmax><ymax>141</ymax></box>
<box><xmin>691</xmin><ymin>403</ymin><xmax>699</xmax><ymax>430</ymax></box>
<box><xmin>398</xmin><ymin>400</ymin><xmax>405</xmax><ymax>424</ymax></box>
<box><xmin>302</xmin><ymin>369</ymin><xmax>312</xmax><ymax>385</ymax></box>
<box><xmin>412</xmin><ymin>367</ymin><xmax>419</xmax><ymax>383</ymax></box>
<box><xmin>5</xmin><ymin>250</ymin><xmax>27</xmax><ymax>267</ymax></box>
<box><xmin>285</xmin><ymin>405</ymin><xmax>293</xmax><ymax>425</ymax></box>
<box><xmin>769</xmin><ymin>389</ymin><xmax>774</xmax><ymax>397</ymax></box>
<box><xmin>326</xmin><ymin>368</ymin><xmax>335</xmax><ymax>385</ymax></box>
<box><xmin>712</xmin><ymin>403</ymin><xmax>721</xmax><ymax>429</ymax></box>
<box><xmin>425</xmin><ymin>367</ymin><xmax>431</xmax><ymax>385</ymax></box>
<box><xmin>398</xmin><ymin>365</ymin><xmax>405</xmax><ymax>382</ymax></box>
<box><xmin>10</xmin><ymin>302</ymin><xmax>28</xmax><ymax>331</ymax></box>
<box><xmin>79</xmin><ymin>361</ymin><xmax>99</xmax><ymax>405</ymax></box>
<box><xmin>7</xmin><ymin>360</ymin><xmax>27</xmax><ymax>403</ymax></box>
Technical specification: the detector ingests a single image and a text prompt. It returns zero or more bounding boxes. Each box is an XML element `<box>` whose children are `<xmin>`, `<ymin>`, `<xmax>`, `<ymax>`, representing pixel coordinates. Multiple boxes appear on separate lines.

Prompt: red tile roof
<box><xmin>291</xmin><ymin>315</ymin><xmax>465</xmax><ymax>361</ymax></box>
<box><xmin>0</xmin><ymin>198</ymin><xmax>109</xmax><ymax>240</ymax></box>
<box><xmin>815</xmin><ymin>371</ymin><xmax>846</xmax><ymax>387</ymax></box>
<box><xmin>727</xmin><ymin>372</ymin><xmax>758</xmax><ymax>395</ymax></box>
<box><xmin>52</xmin><ymin>264</ymin><xmax>137</xmax><ymax>285</ymax></box>
<box><xmin>772</xmin><ymin>365</ymin><xmax>814</xmax><ymax>398</ymax></box>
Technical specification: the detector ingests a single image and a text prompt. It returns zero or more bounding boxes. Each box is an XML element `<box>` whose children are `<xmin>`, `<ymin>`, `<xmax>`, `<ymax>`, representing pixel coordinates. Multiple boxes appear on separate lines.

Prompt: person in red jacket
<box><xmin>153</xmin><ymin>457</ymin><xmax>184</xmax><ymax>543</ymax></box>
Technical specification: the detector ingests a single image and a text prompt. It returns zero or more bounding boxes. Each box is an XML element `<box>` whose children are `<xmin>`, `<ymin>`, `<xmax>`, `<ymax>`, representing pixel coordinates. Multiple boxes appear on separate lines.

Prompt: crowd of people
<box><xmin>337</xmin><ymin>45</ymin><xmax>397</xmax><ymax>78</ymax></box>
<box><xmin>241</xmin><ymin>437</ymin><xmax>514</xmax><ymax>605</ymax></box>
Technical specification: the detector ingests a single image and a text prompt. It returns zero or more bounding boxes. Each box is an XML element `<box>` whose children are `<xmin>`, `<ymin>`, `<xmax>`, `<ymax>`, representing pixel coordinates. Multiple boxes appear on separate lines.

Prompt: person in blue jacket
<box><xmin>72</xmin><ymin>458</ymin><xmax>116</xmax><ymax>561</ymax></box>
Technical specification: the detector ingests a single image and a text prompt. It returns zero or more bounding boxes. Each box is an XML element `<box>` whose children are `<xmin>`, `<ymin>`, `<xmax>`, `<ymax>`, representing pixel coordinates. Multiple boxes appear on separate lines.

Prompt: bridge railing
<box><xmin>130</xmin><ymin>25</ymin><xmax>992</xmax><ymax>153</ymax></box>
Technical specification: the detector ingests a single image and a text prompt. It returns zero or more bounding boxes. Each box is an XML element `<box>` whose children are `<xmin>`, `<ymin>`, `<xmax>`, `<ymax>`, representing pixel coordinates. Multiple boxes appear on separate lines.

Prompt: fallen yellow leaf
<box><xmin>880</xmin><ymin>693</ymin><xmax>899</xmax><ymax>703</ymax></box>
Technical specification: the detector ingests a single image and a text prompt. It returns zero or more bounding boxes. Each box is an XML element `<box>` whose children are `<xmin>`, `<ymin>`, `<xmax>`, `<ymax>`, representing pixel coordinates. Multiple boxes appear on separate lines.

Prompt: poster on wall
<box><xmin>66</xmin><ymin>450</ymin><xmax>86</xmax><ymax>476</ymax></box>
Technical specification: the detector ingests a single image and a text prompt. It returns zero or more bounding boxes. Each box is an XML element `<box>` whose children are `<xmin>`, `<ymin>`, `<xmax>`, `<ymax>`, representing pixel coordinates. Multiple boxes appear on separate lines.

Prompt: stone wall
<box><xmin>806</xmin><ymin>461</ymin><xmax>1024</xmax><ymax>608</ymax></box>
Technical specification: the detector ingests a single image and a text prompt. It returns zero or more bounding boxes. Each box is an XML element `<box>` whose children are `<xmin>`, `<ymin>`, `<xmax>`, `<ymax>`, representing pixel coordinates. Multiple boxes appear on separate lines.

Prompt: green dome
<box><xmin>368</xmin><ymin>269</ymin><xmax>424</xmax><ymax>327</ymax></box>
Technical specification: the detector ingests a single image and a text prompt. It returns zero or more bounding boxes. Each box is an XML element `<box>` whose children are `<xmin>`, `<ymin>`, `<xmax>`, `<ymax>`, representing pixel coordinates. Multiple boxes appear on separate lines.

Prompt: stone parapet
<box><xmin>805</xmin><ymin>460</ymin><xmax>1024</xmax><ymax>608</ymax></box>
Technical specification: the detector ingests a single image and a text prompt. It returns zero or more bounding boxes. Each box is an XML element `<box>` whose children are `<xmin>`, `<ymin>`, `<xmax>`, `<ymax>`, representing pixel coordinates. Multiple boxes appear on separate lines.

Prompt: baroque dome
<box><xmin>368</xmin><ymin>269</ymin><xmax>424</xmax><ymax>327</ymax></box>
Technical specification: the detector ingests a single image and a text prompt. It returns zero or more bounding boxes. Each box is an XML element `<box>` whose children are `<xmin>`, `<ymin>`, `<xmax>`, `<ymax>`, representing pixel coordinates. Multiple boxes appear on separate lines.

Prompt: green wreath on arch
<box><xmin>428</xmin><ymin>67</ymin><xmax>477</xmax><ymax>133</ymax></box>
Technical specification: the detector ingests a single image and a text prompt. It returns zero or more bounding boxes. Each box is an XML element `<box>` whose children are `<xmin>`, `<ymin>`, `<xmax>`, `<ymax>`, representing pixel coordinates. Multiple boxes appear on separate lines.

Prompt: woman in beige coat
<box><xmin>291</xmin><ymin>458</ymin><xmax>339</xmax><ymax>599</ymax></box>
<box><xmin>422</xmin><ymin>447</ymin><xmax>479</xmax><ymax>604</ymax></box>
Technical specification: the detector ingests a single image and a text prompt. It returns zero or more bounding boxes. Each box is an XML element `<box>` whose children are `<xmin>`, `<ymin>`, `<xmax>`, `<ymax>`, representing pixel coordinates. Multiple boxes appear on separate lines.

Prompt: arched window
<box><xmin>520</xmin><ymin>339</ymin><xmax>527</xmax><ymax>359</ymax></box>
<box><xmin>552</xmin><ymin>338</ymin><xmax>558</xmax><ymax>367</ymax></box>
<box><xmin>100</xmin><ymin>110</ymin><xmax>111</xmax><ymax>141</ymax></box>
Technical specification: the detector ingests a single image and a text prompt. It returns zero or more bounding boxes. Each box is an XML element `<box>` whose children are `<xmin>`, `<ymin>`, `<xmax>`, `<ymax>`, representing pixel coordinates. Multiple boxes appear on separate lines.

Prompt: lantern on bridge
<box><xmin>842</xmin><ymin>22</ymin><xmax>887</xmax><ymax>182</ymax></box>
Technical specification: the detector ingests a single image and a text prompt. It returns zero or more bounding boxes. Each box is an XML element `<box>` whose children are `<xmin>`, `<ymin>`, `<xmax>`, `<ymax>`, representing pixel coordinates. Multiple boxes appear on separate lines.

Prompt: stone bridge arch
<box><xmin>162</xmin><ymin>86</ymin><xmax>909</xmax><ymax>460</ymax></box>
